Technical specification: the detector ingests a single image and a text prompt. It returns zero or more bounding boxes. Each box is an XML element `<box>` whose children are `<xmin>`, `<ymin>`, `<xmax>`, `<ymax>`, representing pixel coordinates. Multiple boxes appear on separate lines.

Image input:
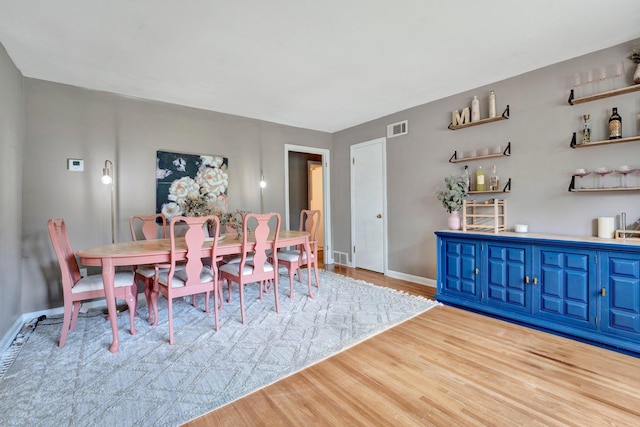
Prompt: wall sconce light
<box><xmin>101</xmin><ymin>160</ymin><xmax>113</xmax><ymax>184</ymax></box>
<box><xmin>259</xmin><ymin>173</ymin><xmax>266</xmax><ymax>213</ymax></box>
<box><xmin>102</xmin><ymin>160</ymin><xmax>115</xmax><ymax>243</ymax></box>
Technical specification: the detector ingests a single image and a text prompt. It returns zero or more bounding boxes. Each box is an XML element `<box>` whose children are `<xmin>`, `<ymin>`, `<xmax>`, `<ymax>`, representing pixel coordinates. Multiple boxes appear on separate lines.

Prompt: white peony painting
<box><xmin>156</xmin><ymin>150</ymin><xmax>229</xmax><ymax>220</ymax></box>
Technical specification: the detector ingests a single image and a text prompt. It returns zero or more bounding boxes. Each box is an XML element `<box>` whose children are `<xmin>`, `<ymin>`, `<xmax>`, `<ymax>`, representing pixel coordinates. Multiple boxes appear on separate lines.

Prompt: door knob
<box><xmin>376</xmin><ymin>214</ymin><xmax>382</xmax><ymax>218</ymax></box>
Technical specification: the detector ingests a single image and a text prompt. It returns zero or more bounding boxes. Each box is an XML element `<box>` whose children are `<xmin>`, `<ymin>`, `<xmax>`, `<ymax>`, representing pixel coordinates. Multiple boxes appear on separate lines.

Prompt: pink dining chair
<box><xmin>220</xmin><ymin>212</ymin><xmax>281</xmax><ymax>324</ymax></box>
<box><xmin>47</xmin><ymin>218</ymin><xmax>137</xmax><ymax>347</ymax></box>
<box><xmin>150</xmin><ymin>215</ymin><xmax>222</xmax><ymax>344</ymax></box>
<box><xmin>276</xmin><ymin>209</ymin><xmax>321</xmax><ymax>298</ymax></box>
<box><xmin>129</xmin><ymin>213</ymin><xmax>167</xmax><ymax>322</ymax></box>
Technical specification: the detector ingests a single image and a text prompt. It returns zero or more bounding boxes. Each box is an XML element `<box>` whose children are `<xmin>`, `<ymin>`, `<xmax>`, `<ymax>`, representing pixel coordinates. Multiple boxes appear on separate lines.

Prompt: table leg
<box><xmin>101</xmin><ymin>257</ymin><xmax>120</xmax><ymax>353</ymax></box>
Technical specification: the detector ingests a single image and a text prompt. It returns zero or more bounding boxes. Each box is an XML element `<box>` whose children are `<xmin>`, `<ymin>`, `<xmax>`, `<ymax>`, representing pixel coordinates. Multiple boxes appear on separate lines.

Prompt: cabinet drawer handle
<box><xmin>533</xmin><ymin>278</ymin><xmax>538</xmax><ymax>285</ymax></box>
<box><xmin>601</xmin><ymin>288</ymin><xmax>606</xmax><ymax>297</ymax></box>
<box><xmin>525</xmin><ymin>276</ymin><xmax>530</xmax><ymax>284</ymax></box>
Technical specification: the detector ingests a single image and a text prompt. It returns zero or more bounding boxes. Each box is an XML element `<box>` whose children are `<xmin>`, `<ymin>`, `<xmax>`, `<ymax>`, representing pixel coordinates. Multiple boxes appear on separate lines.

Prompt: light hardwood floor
<box><xmin>184</xmin><ymin>266</ymin><xmax>640</xmax><ymax>426</ymax></box>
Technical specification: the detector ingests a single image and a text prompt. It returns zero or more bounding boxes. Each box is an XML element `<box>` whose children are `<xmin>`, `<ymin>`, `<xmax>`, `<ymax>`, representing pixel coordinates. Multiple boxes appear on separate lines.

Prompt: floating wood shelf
<box><xmin>449</xmin><ymin>142</ymin><xmax>511</xmax><ymax>163</ymax></box>
<box><xmin>568</xmin><ymin>84</ymin><xmax>640</xmax><ymax>105</ymax></box>
<box><xmin>468</xmin><ymin>178</ymin><xmax>512</xmax><ymax>194</ymax></box>
<box><xmin>568</xmin><ymin>175</ymin><xmax>640</xmax><ymax>192</ymax></box>
<box><xmin>569</xmin><ymin>187</ymin><xmax>640</xmax><ymax>193</ymax></box>
<box><xmin>448</xmin><ymin>105</ymin><xmax>509</xmax><ymax>130</ymax></box>
<box><xmin>570</xmin><ymin>133</ymin><xmax>640</xmax><ymax>148</ymax></box>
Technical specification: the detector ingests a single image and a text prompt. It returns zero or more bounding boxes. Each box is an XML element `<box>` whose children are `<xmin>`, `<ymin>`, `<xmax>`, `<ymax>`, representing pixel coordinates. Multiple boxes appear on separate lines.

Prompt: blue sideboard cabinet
<box><xmin>435</xmin><ymin>231</ymin><xmax>640</xmax><ymax>355</ymax></box>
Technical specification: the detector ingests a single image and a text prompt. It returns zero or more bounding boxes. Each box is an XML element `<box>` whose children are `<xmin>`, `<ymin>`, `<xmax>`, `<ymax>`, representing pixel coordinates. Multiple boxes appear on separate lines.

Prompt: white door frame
<box><xmin>284</xmin><ymin>144</ymin><xmax>333</xmax><ymax>265</ymax></box>
<box><xmin>350</xmin><ymin>137</ymin><xmax>387</xmax><ymax>273</ymax></box>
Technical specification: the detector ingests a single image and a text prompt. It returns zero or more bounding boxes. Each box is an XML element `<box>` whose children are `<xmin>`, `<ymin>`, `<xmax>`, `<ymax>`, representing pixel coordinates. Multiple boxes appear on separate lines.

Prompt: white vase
<box><xmin>634</xmin><ymin>63</ymin><xmax>640</xmax><ymax>85</ymax></box>
<box><xmin>448</xmin><ymin>211</ymin><xmax>461</xmax><ymax>230</ymax></box>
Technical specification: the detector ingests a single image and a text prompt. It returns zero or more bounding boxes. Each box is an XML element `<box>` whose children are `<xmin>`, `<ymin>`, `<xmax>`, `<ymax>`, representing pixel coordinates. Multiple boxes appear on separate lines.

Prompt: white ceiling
<box><xmin>1</xmin><ymin>1</ymin><xmax>639</xmax><ymax>132</ymax></box>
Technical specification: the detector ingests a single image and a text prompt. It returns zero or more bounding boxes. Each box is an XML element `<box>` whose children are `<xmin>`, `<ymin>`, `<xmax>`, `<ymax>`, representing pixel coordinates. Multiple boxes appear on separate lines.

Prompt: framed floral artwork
<box><xmin>156</xmin><ymin>150</ymin><xmax>229</xmax><ymax>220</ymax></box>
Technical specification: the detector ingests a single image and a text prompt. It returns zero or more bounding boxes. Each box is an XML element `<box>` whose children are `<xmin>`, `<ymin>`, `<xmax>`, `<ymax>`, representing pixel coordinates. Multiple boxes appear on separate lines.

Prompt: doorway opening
<box><xmin>284</xmin><ymin>145</ymin><xmax>332</xmax><ymax>265</ymax></box>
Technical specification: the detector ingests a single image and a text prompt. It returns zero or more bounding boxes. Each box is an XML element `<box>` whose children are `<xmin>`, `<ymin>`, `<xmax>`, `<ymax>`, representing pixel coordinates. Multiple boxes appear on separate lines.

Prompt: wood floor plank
<box><xmin>184</xmin><ymin>265</ymin><xmax>640</xmax><ymax>427</ymax></box>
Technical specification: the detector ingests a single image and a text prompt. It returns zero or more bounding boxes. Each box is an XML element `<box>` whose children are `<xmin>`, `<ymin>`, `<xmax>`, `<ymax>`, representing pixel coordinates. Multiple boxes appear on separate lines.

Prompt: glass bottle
<box><xmin>609</xmin><ymin>107</ymin><xmax>622</xmax><ymax>139</ymax></box>
<box><xmin>488</xmin><ymin>91</ymin><xmax>496</xmax><ymax>118</ymax></box>
<box><xmin>489</xmin><ymin>165</ymin><xmax>499</xmax><ymax>191</ymax></box>
<box><xmin>582</xmin><ymin>114</ymin><xmax>591</xmax><ymax>144</ymax></box>
<box><xmin>471</xmin><ymin>96</ymin><xmax>480</xmax><ymax>122</ymax></box>
<box><xmin>463</xmin><ymin>165</ymin><xmax>470</xmax><ymax>191</ymax></box>
<box><xmin>476</xmin><ymin>166</ymin><xmax>485</xmax><ymax>191</ymax></box>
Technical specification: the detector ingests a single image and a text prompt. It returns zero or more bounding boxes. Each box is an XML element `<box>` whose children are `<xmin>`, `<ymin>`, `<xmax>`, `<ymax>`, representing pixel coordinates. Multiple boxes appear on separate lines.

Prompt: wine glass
<box><xmin>613</xmin><ymin>61</ymin><xmax>625</xmax><ymax>89</ymax></box>
<box><xmin>594</xmin><ymin>167</ymin><xmax>612</xmax><ymax>189</ymax></box>
<box><xmin>583</xmin><ymin>70</ymin><xmax>595</xmax><ymax>96</ymax></box>
<box><xmin>596</xmin><ymin>67</ymin><xmax>608</xmax><ymax>93</ymax></box>
<box><xmin>572</xmin><ymin>72</ymin><xmax>582</xmax><ymax>98</ymax></box>
<box><xmin>574</xmin><ymin>168</ymin><xmax>590</xmax><ymax>190</ymax></box>
<box><xmin>616</xmin><ymin>165</ymin><xmax>633</xmax><ymax>188</ymax></box>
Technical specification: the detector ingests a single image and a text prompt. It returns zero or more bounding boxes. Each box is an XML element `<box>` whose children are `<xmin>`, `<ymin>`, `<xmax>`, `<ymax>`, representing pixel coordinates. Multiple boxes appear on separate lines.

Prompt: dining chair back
<box><xmin>220</xmin><ymin>212</ymin><xmax>281</xmax><ymax>324</ymax></box>
<box><xmin>130</xmin><ymin>213</ymin><xmax>167</xmax><ymax>241</ymax></box>
<box><xmin>277</xmin><ymin>209</ymin><xmax>321</xmax><ymax>298</ymax></box>
<box><xmin>129</xmin><ymin>213</ymin><xmax>168</xmax><ymax>322</ymax></box>
<box><xmin>47</xmin><ymin>218</ymin><xmax>137</xmax><ymax>347</ymax></box>
<box><xmin>150</xmin><ymin>215</ymin><xmax>222</xmax><ymax>344</ymax></box>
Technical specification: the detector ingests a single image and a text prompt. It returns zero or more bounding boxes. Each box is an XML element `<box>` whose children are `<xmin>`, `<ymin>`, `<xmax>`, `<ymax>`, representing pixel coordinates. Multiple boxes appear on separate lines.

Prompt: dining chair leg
<box><xmin>132</xmin><ymin>282</ymin><xmax>140</xmax><ymax>316</ymax></box>
<box><xmin>70</xmin><ymin>301</ymin><xmax>81</xmax><ymax>330</ymax></box>
<box><xmin>144</xmin><ymin>278</ymin><xmax>154</xmax><ymax>323</ymax></box>
<box><xmin>168</xmin><ymin>297</ymin><xmax>175</xmax><ymax>345</ymax></box>
<box><xmin>313</xmin><ymin>263</ymin><xmax>321</xmax><ymax>290</ymax></box>
<box><xmin>227</xmin><ymin>280</ymin><xmax>233</xmax><ymax>303</ymax></box>
<box><xmin>59</xmin><ymin>302</ymin><xmax>73</xmax><ymax>347</ymax></box>
<box><xmin>204</xmin><ymin>291</ymin><xmax>210</xmax><ymax>313</ymax></box>
<box><xmin>273</xmin><ymin>278</ymin><xmax>280</xmax><ymax>314</ymax></box>
<box><xmin>213</xmin><ymin>283</ymin><xmax>220</xmax><ymax>332</ymax></box>
<box><xmin>239</xmin><ymin>282</ymin><xmax>246</xmax><ymax>324</ymax></box>
<box><xmin>150</xmin><ymin>291</ymin><xmax>160</xmax><ymax>327</ymax></box>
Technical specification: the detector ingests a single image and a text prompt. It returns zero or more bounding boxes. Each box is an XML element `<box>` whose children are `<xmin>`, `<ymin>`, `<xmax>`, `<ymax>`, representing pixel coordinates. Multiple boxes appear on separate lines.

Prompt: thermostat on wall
<box><xmin>67</xmin><ymin>158</ymin><xmax>84</xmax><ymax>172</ymax></box>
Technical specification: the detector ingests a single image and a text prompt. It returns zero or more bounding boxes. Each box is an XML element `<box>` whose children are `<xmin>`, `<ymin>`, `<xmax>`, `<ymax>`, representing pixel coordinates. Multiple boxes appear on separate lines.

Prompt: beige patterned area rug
<box><xmin>0</xmin><ymin>271</ymin><xmax>440</xmax><ymax>426</ymax></box>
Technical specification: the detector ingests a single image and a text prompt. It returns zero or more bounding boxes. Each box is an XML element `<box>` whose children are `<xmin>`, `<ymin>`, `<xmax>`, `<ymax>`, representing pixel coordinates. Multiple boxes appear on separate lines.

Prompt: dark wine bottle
<box><xmin>609</xmin><ymin>107</ymin><xmax>622</xmax><ymax>139</ymax></box>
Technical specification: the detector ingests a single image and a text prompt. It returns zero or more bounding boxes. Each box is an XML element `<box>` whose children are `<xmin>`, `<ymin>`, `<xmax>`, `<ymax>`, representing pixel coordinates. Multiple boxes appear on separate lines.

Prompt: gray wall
<box><xmin>332</xmin><ymin>39</ymin><xmax>640</xmax><ymax>280</ymax></box>
<box><xmin>0</xmin><ymin>44</ymin><xmax>24</xmax><ymax>338</ymax></box>
<box><xmin>21</xmin><ymin>79</ymin><xmax>332</xmax><ymax>315</ymax></box>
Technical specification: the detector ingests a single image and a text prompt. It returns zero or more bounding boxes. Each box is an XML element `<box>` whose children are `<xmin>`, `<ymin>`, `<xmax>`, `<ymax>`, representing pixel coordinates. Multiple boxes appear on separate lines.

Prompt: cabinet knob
<box><xmin>474</xmin><ymin>268</ymin><xmax>479</xmax><ymax>275</ymax></box>
<box><xmin>525</xmin><ymin>276</ymin><xmax>530</xmax><ymax>284</ymax></box>
<box><xmin>601</xmin><ymin>288</ymin><xmax>606</xmax><ymax>297</ymax></box>
<box><xmin>533</xmin><ymin>278</ymin><xmax>538</xmax><ymax>285</ymax></box>
<box><xmin>376</xmin><ymin>214</ymin><xmax>382</xmax><ymax>218</ymax></box>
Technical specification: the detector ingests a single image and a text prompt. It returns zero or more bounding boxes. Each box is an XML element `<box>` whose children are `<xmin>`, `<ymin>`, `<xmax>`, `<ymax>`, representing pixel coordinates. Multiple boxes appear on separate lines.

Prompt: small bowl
<box><xmin>514</xmin><ymin>224</ymin><xmax>528</xmax><ymax>233</ymax></box>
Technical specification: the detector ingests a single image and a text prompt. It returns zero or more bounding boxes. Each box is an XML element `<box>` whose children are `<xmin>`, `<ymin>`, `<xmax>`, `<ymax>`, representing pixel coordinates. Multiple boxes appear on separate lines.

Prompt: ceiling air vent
<box><xmin>387</xmin><ymin>120</ymin><xmax>408</xmax><ymax>138</ymax></box>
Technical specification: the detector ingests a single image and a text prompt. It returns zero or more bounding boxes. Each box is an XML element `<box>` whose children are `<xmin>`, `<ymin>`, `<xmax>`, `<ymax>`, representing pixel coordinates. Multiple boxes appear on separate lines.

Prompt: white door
<box><xmin>351</xmin><ymin>138</ymin><xmax>386</xmax><ymax>273</ymax></box>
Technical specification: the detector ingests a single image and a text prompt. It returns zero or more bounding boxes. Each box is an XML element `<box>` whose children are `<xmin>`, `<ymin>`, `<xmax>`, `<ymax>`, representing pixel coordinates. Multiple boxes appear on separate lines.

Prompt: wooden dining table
<box><xmin>77</xmin><ymin>230</ymin><xmax>313</xmax><ymax>353</ymax></box>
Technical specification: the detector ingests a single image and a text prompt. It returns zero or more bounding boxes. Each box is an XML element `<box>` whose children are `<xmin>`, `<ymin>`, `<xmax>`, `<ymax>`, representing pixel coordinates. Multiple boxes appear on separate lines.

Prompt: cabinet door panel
<box><xmin>602</xmin><ymin>254</ymin><xmax>640</xmax><ymax>339</ymax></box>
<box><xmin>443</xmin><ymin>240</ymin><xmax>479</xmax><ymax>300</ymax></box>
<box><xmin>534</xmin><ymin>247</ymin><xmax>595</xmax><ymax>329</ymax></box>
<box><xmin>485</xmin><ymin>244</ymin><xmax>528</xmax><ymax>311</ymax></box>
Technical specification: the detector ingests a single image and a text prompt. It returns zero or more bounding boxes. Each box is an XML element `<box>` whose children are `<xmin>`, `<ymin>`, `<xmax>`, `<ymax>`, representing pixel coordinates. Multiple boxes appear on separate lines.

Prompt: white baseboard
<box><xmin>0</xmin><ymin>297</ymin><xmax>136</xmax><ymax>353</ymax></box>
<box><xmin>385</xmin><ymin>269</ymin><xmax>436</xmax><ymax>288</ymax></box>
